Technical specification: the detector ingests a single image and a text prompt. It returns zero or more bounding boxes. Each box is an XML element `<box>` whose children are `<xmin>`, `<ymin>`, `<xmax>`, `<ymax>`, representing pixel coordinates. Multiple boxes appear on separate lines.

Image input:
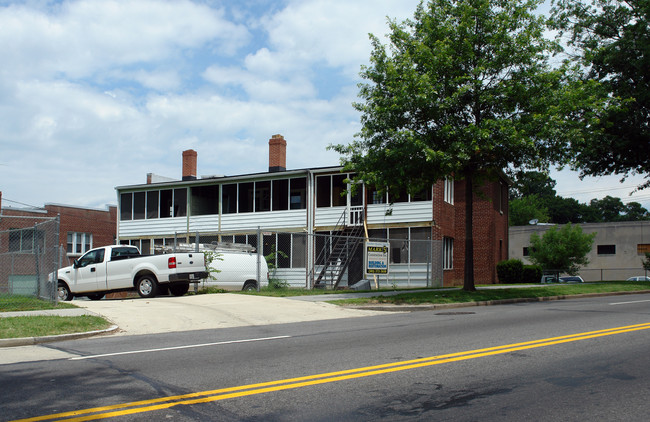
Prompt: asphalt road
<box><xmin>2</xmin><ymin>293</ymin><xmax>650</xmax><ymax>421</ymax></box>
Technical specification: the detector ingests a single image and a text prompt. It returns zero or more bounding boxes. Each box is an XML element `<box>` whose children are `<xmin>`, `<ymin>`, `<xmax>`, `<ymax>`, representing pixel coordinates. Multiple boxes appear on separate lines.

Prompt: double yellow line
<box><xmin>15</xmin><ymin>322</ymin><xmax>650</xmax><ymax>422</ymax></box>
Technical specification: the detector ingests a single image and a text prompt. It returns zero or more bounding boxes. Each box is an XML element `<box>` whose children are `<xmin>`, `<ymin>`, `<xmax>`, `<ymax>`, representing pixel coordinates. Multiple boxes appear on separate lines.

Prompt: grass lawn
<box><xmin>0</xmin><ymin>295</ymin><xmax>110</xmax><ymax>339</ymax></box>
<box><xmin>0</xmin><ymin>294</ymin><xmax>77</xmax><ymax>312</ymax></box>
<box><xmin>0</xmin><ymin>315</ymin><xmax>111</xmax><ymax>339</ymax></box>
<box><xmin>327</xmin><ymin>281</ymin><xmax>650</xmax><ymax>305</ymax></box>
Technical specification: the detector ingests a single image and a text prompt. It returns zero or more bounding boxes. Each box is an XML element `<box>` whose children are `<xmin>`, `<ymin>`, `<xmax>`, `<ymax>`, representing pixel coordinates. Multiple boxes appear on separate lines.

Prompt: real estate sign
<box><xmin>365</xmin><ymin>241</ymin><xmax>390</xmax><ymax>276</ymax></box>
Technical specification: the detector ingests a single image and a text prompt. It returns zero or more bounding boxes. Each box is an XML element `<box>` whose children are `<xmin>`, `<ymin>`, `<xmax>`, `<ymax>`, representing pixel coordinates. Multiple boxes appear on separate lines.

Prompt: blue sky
<box><xmin>1</xmin><ymin>0</ymin><xmax>648</xmax><ymax>211</ymax></box>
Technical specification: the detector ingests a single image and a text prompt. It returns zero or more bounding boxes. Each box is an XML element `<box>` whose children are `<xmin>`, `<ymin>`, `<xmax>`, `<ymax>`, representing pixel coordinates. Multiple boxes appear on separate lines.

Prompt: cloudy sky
<box><xmin>1</xmin><ymin>0</ymin><xmax>648</xmax><ymax>211</ymax></box>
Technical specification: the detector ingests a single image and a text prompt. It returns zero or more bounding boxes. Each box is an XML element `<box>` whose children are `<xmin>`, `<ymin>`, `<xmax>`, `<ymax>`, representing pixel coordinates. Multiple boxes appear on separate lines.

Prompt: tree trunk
<box><xmin>463</xmin><ymin>173</ymin><xmax>476</xmax><ymax>292</ymax></box>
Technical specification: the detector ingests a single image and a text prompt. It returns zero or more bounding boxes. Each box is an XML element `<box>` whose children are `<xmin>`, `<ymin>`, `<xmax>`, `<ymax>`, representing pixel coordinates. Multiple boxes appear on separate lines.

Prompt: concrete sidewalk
<box><xmin>0</xmin><ymin>293</ymin><xmax>393</xmax><ymax>348</ymax></box>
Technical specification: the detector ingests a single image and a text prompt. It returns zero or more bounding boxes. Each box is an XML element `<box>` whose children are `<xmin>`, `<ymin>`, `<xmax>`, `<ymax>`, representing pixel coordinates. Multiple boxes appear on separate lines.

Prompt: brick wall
<box><xmin>1</xmin><ymin>204</ymin><xmax>117</xmax><ymax>266</ymax></box>
<box><xmin>433</xmin><ymin>177</ymin><xmax>509</xmax><ymax>286</ymax></box>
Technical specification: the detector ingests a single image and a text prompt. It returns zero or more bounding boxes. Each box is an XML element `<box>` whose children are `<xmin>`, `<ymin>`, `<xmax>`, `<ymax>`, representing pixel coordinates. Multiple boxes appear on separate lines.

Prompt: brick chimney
<box><xmin>269</xmin><ymin>134</ymin><xmax>286</xmax><ymax>172</ymax></box>
<box><xmin>182</xmin><ymin>149</ymin><xmax>197</xmax><ymax>181</ymax></box>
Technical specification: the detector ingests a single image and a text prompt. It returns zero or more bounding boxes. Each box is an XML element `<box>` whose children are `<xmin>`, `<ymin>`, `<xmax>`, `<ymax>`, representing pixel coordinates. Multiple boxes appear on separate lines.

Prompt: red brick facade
<box><xmin>0</xmin><ymin>200</ymin><xmax>117</xmax><ymax>266</ymax></box>
<box><xmin>432</xmin><ymin>178</ymin><xmax>509</xmax><ymax>286</ymax></box>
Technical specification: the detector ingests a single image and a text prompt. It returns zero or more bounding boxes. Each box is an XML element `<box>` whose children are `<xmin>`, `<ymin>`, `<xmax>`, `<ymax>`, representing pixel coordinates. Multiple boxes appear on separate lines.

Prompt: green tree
<box><xmin>587</xmin><ymin>195</ymin><xmax>627</xmax><ymax>222</ymax></box>
<box><xmin>509</xmin><ymin>195</ymin><xmax>550</xmax><ymax>226</ymax></box>
<box><xmin>332</xmin><ymin>0</ymin><xmax>567</xmax><ymax>291</ymax></box>
<box><xmin>509</xmin><ymin>170</ymin><xmax>557</xmax><ymax>200</ymax></box>
<box><xmin>551</xmin><ymin>0</ymin><xmax>650</xmax><ymax>190</ymax></box>
<box><xmin>624</xmin><ymin>202</ymin><xmax>650</xmax><ymax>221</ymax></box>
<box><xmin>528</xmin><ymin>223</ymin><xmax>596</xmax><ymax>275</ymax></box>
<box><xmin>547</xmin><ymin>196</ymin><xmax>589</xmax><ymax>224</ymax></box>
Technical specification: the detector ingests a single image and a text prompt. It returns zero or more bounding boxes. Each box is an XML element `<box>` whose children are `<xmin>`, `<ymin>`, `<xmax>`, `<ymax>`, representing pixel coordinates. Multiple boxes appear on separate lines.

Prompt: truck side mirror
<box><xmin>73</xmin><ymin>259</ymin><xmax>80</xmax><ymax>269</ymax></box>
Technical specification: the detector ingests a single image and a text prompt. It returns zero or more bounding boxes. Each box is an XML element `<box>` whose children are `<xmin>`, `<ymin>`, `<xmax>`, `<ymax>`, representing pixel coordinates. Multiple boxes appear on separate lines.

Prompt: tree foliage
<box><xmin>509</xmin><ymin>195</ymin><xmax>550</xmax><ymax>226</ymax></box>
<box><xmin>551</xmin><ymin>0</ymin><xmax>650</xmax><ymax>190</ymax></box>
<box><xmin>528</xmin><ymin>223</ymin><xmax>596</xmax><ymax>274</ymax></box>
<box><xmin>332</xmin><ymin>0</ymin><xmax>567</xmax><ymax>291</ymax></box>
<box><xmin>510</xmin><ymin>171</ymin><xmax>650</xmax><ymax>224</ymax></box>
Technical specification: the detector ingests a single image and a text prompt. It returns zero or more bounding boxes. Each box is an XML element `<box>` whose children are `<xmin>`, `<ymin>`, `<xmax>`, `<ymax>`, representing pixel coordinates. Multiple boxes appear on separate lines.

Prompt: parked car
<box><xmin>559</xmin><ymin>276</ymin><xmax>584</xmax><ymax>283</ymax></box>
<box><xmin>541</xmin><ymin>274</ymin><xmax>559</xmax><ymax>283</ymax></box>
<box><xmin>627</xmin><ymin>276</ymin><xmax>650</xmax><ymax>281</ymax></box>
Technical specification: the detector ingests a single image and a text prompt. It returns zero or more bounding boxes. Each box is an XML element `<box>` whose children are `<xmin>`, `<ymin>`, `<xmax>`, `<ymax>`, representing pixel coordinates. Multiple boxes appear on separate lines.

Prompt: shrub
<box><xmin>522</xmin><ymin>265</ymin><xmax>543</xmax><ymax>283</ymax></box>
<box><xmin>497</xmin><ymin>259</ymin><xmax>524</xmax><ymax>284</ymax></box>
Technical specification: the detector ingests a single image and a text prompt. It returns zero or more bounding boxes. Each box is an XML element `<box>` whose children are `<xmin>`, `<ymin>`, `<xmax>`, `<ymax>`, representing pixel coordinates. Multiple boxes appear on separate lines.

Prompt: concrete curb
<box><xmin>340</xmin><ymin>290</ymin><xmax>650</xmax><ymax>312</ymax></box>
<box><xmin>0</xmin><ymin>325</ymin><xmax>120</xmax><ymax>348</ymax></box>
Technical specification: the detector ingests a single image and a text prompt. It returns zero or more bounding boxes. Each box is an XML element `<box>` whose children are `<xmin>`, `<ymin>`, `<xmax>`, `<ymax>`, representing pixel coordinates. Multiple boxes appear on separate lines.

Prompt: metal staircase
<box><xmin>313</xmin><ymin>206</ymin><xmax>365</xmax><ymax>289</ymax></box>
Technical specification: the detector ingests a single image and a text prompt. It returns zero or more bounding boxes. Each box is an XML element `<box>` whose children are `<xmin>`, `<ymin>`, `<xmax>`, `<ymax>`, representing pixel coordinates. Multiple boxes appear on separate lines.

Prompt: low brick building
<box><xmin>0</xmin><ymin>191</ymin><xmax>117</xmax><ymax>266</ymax></box>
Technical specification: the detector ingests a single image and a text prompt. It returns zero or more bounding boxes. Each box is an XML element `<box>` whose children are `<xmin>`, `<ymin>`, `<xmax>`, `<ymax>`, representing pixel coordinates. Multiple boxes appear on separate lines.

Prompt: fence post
<box><xmin>257</xmin><ymin>227</ymin><xmax>262</xmax><ymax>292</ymax></box>
<box><xmin>426</xmin><ymin>238</ymin><xmax>431</xmax><ymax>288</ymax></box>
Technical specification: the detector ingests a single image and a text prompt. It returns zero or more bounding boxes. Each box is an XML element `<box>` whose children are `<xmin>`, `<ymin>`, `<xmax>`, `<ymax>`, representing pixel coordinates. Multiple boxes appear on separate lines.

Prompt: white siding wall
<box><xmin>367</xmin><ymin>202</ymin><xmax>433</xmax><ymax>225</ymax></box>
<box><xmin>314</xmin><ymin>206</ymin><xmax>348</xmax><ymax>227</ymax></box>
<box><xmin>219</xmin><ymin>210</ymin><xmax>308</xmax><ymax>232</ymax></box>
<box><xmin>119</xmin><ymin>210</ymin><xmax>309</xmax><ymax>237</ymax></box>
<box><xmin>119</xmin><ymin>218</ymin><xmax>189</xmax><ymax>237</ymax></box>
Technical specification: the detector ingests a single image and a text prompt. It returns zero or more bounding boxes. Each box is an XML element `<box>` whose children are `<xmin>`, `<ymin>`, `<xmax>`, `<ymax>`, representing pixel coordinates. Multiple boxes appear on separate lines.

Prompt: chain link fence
<box><xmin>0</xmin><ymin>216</ymin><xmax>61</xmax><ymax>304</ymax></box>
<box><xmin>127</xmin><ymin>229</ymin><xmax>443</xmax><ymax>290</ymax></box>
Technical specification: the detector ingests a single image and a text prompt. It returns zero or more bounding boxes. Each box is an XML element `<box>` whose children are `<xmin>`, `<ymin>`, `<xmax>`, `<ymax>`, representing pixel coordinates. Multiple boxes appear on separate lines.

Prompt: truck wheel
<box><xmin>58</xmin><ymin>282</ymin><xmax>73</xmax><ymax>301</ymax></box>
<box><xmin>243</xmin><ymin>281</ymin><xmax>257</xmax><ymax>291</ymax></box>
<box><xmin>169</xmin><ymin>283</ymin><xmax>190</xmax><ymax>296</ymax></box>
<box><xmin>87</xmin><ymin>294</ymin><xmax>105</xmax><ymax>301</ymax></box>
<box><xmin>136</xmin><ymin>275</ymin><xmax>158</xmax><ymax>298</ymax></box>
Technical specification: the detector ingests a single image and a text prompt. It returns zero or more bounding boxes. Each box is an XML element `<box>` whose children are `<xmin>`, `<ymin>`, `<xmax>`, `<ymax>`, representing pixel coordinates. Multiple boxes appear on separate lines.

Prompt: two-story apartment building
<box><xmin>116</xmin><ymin>135</ymin><xmax>509</xmax><ymax>288</ymax></box>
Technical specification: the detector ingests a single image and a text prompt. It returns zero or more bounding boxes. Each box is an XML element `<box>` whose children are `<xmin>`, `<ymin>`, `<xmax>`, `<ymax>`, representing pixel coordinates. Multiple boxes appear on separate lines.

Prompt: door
<box><xmin>73</xmin><ymin>248</ymin><xmax>105</xmax><ymax>293</ymax></box>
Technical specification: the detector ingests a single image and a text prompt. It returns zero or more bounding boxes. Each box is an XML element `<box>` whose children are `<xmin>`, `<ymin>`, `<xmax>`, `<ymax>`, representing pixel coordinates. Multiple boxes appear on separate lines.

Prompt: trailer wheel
<box><xmin>136</xmin><ymin>275</ymin><xmax>158</xmax><ymax>298</ymax></box>
<box><xmin>58</xmin><ymin>282</ymin><xmax>73</xmax><ymax>301</ymax></box>
<box><xmin>169</xmin><ymin>283</ymin><xmax>189</xmax><ymax>297</ymax></box>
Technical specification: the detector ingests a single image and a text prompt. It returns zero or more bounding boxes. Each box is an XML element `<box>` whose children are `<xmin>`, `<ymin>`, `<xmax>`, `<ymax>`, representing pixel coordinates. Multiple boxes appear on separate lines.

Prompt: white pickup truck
<box><xmin>55</xmin><ymin>245</ymin><xmax>209</xmax><ymax>301</ymax></box>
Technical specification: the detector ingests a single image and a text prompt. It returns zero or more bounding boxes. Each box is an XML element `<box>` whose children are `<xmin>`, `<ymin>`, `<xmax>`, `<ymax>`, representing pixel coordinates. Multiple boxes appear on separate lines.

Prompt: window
<box><xmin>239</xmin><ymin>182</ymin><xmax>254</xmax><ymax>213</ymax></box>
<box><xmin>120</xmin><ymin>193</ymin><xmax>132</xmax><ymax>220</ymax></box>
<box><xmin>133</xmin><ymin>192</ymin><xmax>145</xmax><ymax>220</ymax></box>
<box><xmin>77</xmin><ymin>248</ymin><xmax>105</xmax><ymax>268</ymax></box>
<box><xmin>173</xmin><ymin>188</ymin><xmax>187</xmax><ymax>217</ymax></box>
<box><xmin>637</xmin><ymin>244</ymin><xmax>650</xmax><ymax>255</ymax></box>
<box><xmin>67</xmin><ymin>232</ymin><xmax>93</xmax><ymax>254</ymax></box>
<box><xmin>409</xmin><ymin>227</ymin><xmax>431</xmax><ymax>263</ymax></box>
<box><xmin>146</xmin><ymin>191</ymin><xmax>159</xmax><ymax>219</ymax></box>
<box><xmin>255</xmin><ymin>181</ymin><xmax>271</xmax><ymax>212</ymax></box>
<box><xmin>160</xmin><ymin>189</ymin><xmax>173</xmax><ymax>218</ymax></box>
<box><xmin>388</xmin><ymin>187</ymin><xmax>408</xmax><ymax>203</ymax></box>
<box><xmin>443</xmin><ymin>237</ymin><xmax>454</xmax><ymax>269</ymax></box>
<box><xmin>389</xmin><ymin>228</ymin><xmax>408</xmax><ymax>264</ymax></box>
<box><xmin>332</xmin><ymin>174</ymin><xmax>347</xmax><ymax>207</ymax></box>
<box><xmin>9</xmin><ymin>228</ymin><xmax>44</xmax><ymax>252</ymax></box>
<box><xmin>272</xmin><ymin>179</ymin><xmax>289</xmax><ymax>211</ymax></box>
<box><xmin>222</xmin><ymin>184</ymin><xmax>237</xmax><ymax>214</ymax></box>
<box><xmin>316</xmin><ymin>175</ymin><xmax>331</xmax><ymax>207</ymax></box>
<box><xmin>411</xmin><ymin>187</ymin><xmax>432</xmax><ymax>202</ymax></box>
<box><xmin>277</xmin><ymin>233</ymin><xmax>291</xmax><ymax>268</ymax></box>
<box><xmin>597</xmin><ymin>244</ymin><xmax>616</xmax><ymax>255</ymax></box>
<box><xmin>191</xmin><ymin>185</ymin><xmax>219</xmax><ymax>216</ymax></box>
<box><xmin>523</xmin><ymin>247</ymin><xmax>530</xmax><ymax>257</ymax></box>
<box><xmin>292</xmin><ymin>233</ymin><xmax>307</xmax><ymax>268</ymax></box>
<box><xmin>444</xmin><ymin>178</ymin><xmax>454</xmax><ymax>204</ymax></box>
<box><xmin>290</xmin><ymin>178</ymin><xmax>307</xmax><ymax>209</ymax></box>
<box><xmin>367</xmin><ymin>186</ymin><xmax>386</xmax><ymax>204</ymax></box>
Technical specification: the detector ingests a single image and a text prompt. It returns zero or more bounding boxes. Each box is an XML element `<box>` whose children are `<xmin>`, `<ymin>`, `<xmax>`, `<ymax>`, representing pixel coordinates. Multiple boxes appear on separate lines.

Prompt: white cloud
<box><xmin>0</xmin><ymin>0</ymin><xmax>250</xmax><ymax>80</ymax></box>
